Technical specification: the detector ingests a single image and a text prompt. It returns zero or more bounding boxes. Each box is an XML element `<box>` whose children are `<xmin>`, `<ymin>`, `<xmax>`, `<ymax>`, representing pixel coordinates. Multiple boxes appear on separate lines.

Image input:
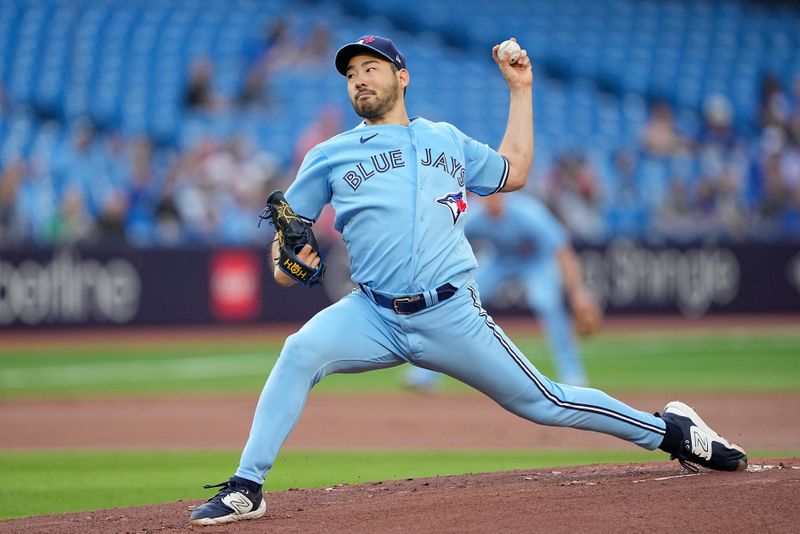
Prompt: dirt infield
<box><xmin>1</xmin><ymin>393</ymin><xmax>798</xmax><ymax>450</ymax></box>
<box><xmin>1</xmin><ymin>460</ymin><xmax>797</xmax><ymax>533</ymax></box>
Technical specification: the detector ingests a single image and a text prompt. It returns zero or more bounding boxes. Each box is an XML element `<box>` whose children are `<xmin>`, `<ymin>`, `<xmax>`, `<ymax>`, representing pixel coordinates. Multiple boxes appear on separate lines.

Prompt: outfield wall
<box><xmin>1</xmin><ymin>240</ymin><xmax>798</xmax><ymax>328</ymax></box>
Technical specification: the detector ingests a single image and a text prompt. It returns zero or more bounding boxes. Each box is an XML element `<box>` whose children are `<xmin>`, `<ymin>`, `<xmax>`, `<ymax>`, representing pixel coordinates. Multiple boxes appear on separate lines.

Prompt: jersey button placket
<box><xmin>406</xmin><ymin>127</ymin><xmax>422</xmax><ymax>286</ymax></box>
<box><xmin>410</xmin><ymin>128</ymin><xmax>425</xmax><ymax>224</ymax></box>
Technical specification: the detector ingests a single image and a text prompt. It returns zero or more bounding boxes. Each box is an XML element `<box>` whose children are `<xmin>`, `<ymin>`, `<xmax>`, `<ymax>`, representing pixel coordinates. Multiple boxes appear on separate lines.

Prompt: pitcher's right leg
<box><xmin>191</xmin><ymin>292</ymin><xmax>404</xmax><ymax>525</ymax></box>
<box><xmin>235</xmin><ymin>292</ymin><xmax>404</xmax><ymax>484</ymax></box>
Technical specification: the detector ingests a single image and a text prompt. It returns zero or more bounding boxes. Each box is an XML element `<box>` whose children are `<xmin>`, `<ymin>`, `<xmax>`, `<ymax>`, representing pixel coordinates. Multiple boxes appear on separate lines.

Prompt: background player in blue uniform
<box><xmin>405</xmin><ymin>191</ymin><xmax>601</xmax><ymax>391</ymax></box>
<box><xmin>190</xmin><ymin>35</ymin><xmax>747</xmax><ymax>526</ymax></box>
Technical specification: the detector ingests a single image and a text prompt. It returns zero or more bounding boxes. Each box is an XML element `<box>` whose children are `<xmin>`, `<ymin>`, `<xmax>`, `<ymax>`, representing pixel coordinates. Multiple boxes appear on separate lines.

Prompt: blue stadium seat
<box><xmin>1</xmin><ymin>0</ymin><xmax>798</xmax><ymax>245</ymax></box>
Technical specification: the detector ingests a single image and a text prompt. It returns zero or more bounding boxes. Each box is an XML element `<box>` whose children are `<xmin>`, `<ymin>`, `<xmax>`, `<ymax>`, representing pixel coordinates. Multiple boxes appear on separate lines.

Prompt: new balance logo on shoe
<box><xmin>222</xmin><ymin>492</ymin><xmax>253</xmax><ymax>514</ymax></box>
<box><xmin>690</xmin><ymin>427</ymin><xmax>712</xmax><ymax>460</ymax></box>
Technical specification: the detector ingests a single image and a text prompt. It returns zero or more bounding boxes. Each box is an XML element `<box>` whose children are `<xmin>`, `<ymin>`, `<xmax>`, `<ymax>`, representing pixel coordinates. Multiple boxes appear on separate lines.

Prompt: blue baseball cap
<box><xmin>335</xmin><ymin>35</ymin><xmax>407</xmax><ymax>76</ymax></box>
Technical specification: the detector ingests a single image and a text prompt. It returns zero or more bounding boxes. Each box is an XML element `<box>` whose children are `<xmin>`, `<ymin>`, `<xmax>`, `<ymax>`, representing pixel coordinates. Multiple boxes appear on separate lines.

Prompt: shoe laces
<box><xmin>671</xmin><ymin>454</ymin><xmax>700</xmax><ymax>473</ymax></box>
<box><xmin>202</xmin><ymin>480</ymin><xmax>247</xmax><ymax>502</ymax></box>
<box><xmin>658</xmin><ymin>411</ymin><xmax>702</xmax><ymax>473</ymax></box>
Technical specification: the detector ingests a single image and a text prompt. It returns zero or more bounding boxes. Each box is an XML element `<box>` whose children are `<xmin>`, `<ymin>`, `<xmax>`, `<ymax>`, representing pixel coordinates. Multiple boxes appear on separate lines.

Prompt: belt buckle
<box><xmin>392</xmin><ymin>296</ymin><xmax>417</xmax><ymax>314</ymax></box>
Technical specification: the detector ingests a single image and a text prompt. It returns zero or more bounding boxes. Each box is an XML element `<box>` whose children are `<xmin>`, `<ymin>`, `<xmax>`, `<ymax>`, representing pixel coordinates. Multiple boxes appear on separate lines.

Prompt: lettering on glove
<box><xmin>259</xmin><ymin>190</ymin><xmax>326</xmax><ymax>287</ymax></box>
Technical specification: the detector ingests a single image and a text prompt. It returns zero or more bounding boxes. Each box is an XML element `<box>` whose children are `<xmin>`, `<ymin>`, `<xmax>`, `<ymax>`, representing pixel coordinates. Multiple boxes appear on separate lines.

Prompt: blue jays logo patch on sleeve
<box><xmin>437</xmin><ymin>192</ymin><xmax>468</xmax><ymax>225</ymax></box>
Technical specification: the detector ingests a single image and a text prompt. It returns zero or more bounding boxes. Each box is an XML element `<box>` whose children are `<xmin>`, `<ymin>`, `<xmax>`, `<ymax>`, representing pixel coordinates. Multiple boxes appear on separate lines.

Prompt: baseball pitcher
<box><xmin>190</xmin><ymin>35</ymin><xmax>747</xmax><ymax>526</ymax></box>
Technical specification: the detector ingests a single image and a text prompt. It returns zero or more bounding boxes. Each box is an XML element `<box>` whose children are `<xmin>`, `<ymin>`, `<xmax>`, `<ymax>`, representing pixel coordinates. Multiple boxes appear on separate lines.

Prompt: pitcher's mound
<box><xmin>2</xmin><ymin>459</ymin><xmax>798</xmax><ymax>533</ymax></box>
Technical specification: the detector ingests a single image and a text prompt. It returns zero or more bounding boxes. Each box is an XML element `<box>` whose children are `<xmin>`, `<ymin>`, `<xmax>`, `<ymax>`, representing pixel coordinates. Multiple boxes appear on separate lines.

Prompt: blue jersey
<box><xmin>286</xmin><ymin>117</ymin><xmax>509</xmax><ymax>294</ymax></box>
<box><xmin>465</xmin><ymin>194</ymin><xmax>567</xmax><ymax>262</ymax></box>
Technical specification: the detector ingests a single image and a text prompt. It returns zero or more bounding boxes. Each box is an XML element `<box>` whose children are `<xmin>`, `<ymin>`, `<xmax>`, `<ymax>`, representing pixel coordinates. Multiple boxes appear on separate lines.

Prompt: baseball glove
<box><xmin>571</xmin><ymin>292</ymin><xmax>602</xmax><ymax>336</ymax></box>
<box><xmin>259</xmin><ymin>190</ymin><xmax>326</xmax><ymax>286</ymax></box>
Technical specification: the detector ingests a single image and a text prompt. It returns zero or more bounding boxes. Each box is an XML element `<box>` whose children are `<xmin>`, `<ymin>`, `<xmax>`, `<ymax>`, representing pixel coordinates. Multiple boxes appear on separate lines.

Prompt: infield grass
<box><xmin>1</xmin><ymin>448</ymin><xmax>797</xmax><ymax>520</ymax></box>
<box><xmin>0</xmin><ymin>330</ymin><xmax>798</xmax><ymax>397</ymax></box>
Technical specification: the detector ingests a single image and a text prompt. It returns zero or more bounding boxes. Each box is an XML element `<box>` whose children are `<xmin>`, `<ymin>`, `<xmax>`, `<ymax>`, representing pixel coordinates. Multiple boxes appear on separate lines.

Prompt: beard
<box><xmin>351</xmin><ymin>77</ymin><xmax>401</xmax><ymax>120</ymax></box>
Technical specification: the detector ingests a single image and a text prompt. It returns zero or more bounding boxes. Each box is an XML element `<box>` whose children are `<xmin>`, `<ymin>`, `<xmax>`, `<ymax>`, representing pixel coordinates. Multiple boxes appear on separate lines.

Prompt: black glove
<box><xmin>259</xmin><ymin>190</ymin><xmax>326</xmax><ymax>286</ymax></box>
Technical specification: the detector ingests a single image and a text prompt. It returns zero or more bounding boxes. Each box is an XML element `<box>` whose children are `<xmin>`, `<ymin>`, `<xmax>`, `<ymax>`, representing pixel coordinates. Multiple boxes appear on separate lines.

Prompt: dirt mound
<box><xmin>1</xmin><ymin>459</ymin><xmax>797</xmax><ymax>534</ymax></box>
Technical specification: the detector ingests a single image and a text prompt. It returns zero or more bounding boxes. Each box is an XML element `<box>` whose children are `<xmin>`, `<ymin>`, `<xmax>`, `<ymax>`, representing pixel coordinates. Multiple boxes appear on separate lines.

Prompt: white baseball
<box><xmin>498</xmin><ymin>39</ymin><xmax>521</xmax><ymax>64</ymax></box>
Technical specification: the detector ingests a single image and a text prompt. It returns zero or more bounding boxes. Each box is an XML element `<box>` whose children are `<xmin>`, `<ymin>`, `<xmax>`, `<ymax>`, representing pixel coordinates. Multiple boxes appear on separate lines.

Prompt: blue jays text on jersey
<box><xmin>420</xmin><ymin>148</ymin><xmax>466</xmax><ymax>186</ymax></box>
<box><xmin>340</xmin><ymin>149</ymin><xmax>405</xmax><ymax>190</ymax></box>
<box><xmin>342</xmin><ymin>147</ymin><xmax>467</xmax><ymax>191</ymax></box>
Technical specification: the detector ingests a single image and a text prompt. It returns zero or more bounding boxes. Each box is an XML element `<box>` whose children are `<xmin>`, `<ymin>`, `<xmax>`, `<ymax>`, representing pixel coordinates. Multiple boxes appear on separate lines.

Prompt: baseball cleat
<box><xmin>661</xmin><ymin>401</ymin><xmax>747</xmax><ymax>472</ymax></box>
<box><xmin>190</xmin><ymin>476</ymin><xmax>266</xmax><ymax>526</ymax></box>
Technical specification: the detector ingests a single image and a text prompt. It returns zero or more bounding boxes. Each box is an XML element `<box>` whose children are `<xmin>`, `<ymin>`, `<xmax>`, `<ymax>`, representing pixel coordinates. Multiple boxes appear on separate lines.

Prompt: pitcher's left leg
<box><xmin>414</xmin><ymin>285</ymin><xmax>665</xmax><ymax>450</ymax></box>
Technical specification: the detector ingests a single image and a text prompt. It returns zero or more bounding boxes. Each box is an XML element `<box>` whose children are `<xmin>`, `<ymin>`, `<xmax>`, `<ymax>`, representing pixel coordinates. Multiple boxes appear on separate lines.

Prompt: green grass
<box><xmin>0</xmin><ymin>331</ymin><xmax>798</xmax><ymax>397</ymax></box>
<box><xmin>577</xmin><ymin>332</ymin><xmax>800</xmax><ymax>391</ymax></box>
<box><xmin>1</xmin><ymin>448</ymin><xmax>797</xmax><ymax>520</ymax></box>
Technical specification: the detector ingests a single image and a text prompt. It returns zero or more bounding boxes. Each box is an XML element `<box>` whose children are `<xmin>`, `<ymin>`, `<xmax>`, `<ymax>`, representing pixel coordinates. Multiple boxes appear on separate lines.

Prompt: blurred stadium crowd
<box><xmin>0</xmin><ymin>0</ymin><xmax>799</xmax><ymax>248</ymax></box>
